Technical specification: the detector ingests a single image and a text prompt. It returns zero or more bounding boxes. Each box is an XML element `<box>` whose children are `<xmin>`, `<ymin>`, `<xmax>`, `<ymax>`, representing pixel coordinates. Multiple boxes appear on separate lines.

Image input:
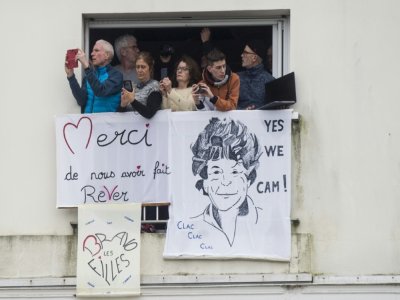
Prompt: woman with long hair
<box><xmin>159</xmin><ymin>55</ymin><xmax>201</xmax><ymax>111</ymax></box>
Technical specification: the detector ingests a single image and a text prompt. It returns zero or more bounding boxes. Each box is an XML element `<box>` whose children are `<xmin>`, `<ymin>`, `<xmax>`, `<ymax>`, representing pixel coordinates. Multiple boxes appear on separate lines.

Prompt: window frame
<box><xmin>82</xmin><ymin>12</ymin><xmax>290</xmax><ymax>230</ymax></box>
<box><xmin>84</xmin><ymin>13</ymin><xmax>290</xmax><ymax>78</ymax></box>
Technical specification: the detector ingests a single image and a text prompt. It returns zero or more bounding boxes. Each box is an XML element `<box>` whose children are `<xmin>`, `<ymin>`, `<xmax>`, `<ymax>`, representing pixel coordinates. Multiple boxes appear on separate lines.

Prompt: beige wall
<box><xmin>0</xmin><ymin>0</ymin><xmax>399</xmax><ymax>277</ymax></box>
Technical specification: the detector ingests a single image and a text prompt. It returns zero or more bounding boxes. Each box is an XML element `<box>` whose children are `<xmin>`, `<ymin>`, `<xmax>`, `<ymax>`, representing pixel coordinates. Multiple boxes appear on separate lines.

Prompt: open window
<box><xmin>83</xmin><ymin>12</ymin><xmax>290</xmax><ymax>230</ymax></box>
<box><xmin>84</xmin><ymin>13</ymin><xmax>290</xmax><ymax>78</ymax></box>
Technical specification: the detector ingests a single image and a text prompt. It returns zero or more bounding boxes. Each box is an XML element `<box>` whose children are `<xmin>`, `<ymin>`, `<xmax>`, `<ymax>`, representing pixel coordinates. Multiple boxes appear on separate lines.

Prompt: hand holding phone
<box><xmin>123</xmin><ymin>80</ymin><xmax>133</xmax><ymax>92</ymax></box>
<box><xmin>197</xmin><ymin>86</ymin><xmax>206</xmax><ymax>94</ymax></box>
<box><xmin>192</xmin><ymin>84</ymin><xmax>200</xmax><ymax>94</ymax></box>
<box><xmin>66</xmin><ymin>49</ymin><xmax>78</xmax><ymax>69</ymax></box>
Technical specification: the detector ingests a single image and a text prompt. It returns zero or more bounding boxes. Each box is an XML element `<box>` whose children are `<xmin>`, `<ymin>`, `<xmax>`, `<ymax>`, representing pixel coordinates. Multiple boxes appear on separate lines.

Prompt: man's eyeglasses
<box><xmin>177</xmin><ymin>67</ymin><xmax>190</xmax><ymax>72</ymax></box>
<box><xmin>242</xmin><ymin>50</ymin><xmax>256</xmax><ymax>55</ymax></box>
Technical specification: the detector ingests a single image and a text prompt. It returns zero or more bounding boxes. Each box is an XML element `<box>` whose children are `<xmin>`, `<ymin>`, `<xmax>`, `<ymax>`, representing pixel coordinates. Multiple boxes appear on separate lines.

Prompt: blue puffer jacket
<box><xmin>237</xmin><ymin>64</ymin><xmax>274</xmax><ymax>109</ymax></box>
<box><xmin>67</xmin><ymin>65</ymin><xmax>123</xmax><ymax>113</ymax></box>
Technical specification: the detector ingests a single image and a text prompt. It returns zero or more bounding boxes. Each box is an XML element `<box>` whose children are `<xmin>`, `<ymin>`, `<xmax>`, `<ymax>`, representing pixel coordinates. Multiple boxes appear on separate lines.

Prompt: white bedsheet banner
<box><xmin>163</xmin><ymin>110</ymin><xmax>292</xmax><ymax>260</ymax></box>
<box><xmin>77</xmin><ymin>203</ymin><xmax>141</xmax><ymax>297</ymax></box>
<box><xmin>55</xmin><ymin>111</ymin><xmax>171</xmax><ymax>207</ymax></box>
<box><xmin>56</xmin><ymin>110</ymin><xmax>292</xmax><ymax>260</ymax></box>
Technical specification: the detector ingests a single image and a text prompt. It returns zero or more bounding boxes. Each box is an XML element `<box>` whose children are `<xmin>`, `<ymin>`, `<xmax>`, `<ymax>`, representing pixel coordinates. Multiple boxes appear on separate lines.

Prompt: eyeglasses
<box><xmin>242</xmin><ymin>50</ymin><xmax>256</xmax><ymax>55</ymax></box>
<box><xmin>177</xmin><ymin>67</ymin><xmax>190</xmax><ymax>72</ymax></box>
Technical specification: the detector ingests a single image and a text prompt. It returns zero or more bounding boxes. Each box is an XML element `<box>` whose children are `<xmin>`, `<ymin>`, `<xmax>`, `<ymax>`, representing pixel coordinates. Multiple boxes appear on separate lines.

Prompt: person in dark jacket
<box><xmin>237</xmin><ymin>40</ymin><xmax>274</xmax><ymax>110</ymax></box>
<box><xmin>153</xmin><ymin>43</ymin><xmax>176</xmax><ymax>81</ymax></box>
<box><xmin>65</xmin><ymin>39</ymin><xmax>123</xmax><ymax>113</ymax></box>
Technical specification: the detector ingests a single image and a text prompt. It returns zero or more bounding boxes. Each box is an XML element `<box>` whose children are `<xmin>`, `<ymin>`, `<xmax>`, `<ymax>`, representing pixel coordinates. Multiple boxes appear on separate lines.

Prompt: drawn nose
<box><xmin>221</xmin><ymin>175</ymin><xmax>232</xmax><ymax>186</ymax></box>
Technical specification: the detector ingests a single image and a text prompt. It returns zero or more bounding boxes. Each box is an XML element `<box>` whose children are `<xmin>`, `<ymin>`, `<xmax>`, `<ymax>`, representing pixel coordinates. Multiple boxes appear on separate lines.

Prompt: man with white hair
<box><xmin>65</xmin><ymin>39</ymin><xmax>123</xmax><ymax>113</ymax></box>
<box><xmin>114</xmin><ymin>34</ymin><xmax>140</xmax><ymax>84</ymax></box>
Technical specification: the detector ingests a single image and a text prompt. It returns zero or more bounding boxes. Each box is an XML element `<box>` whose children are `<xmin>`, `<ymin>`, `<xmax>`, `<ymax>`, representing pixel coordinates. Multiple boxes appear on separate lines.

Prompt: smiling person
<box><xmin>119</xmin><ymin>51</ymin><xmax>162</xmax><ymax>119</ymax></box>
<box><xmin>192</xmin><ymin>49</ymin><xmax>240</xmax><ymax>111</ymax></box>
<box><xmin>160</xmin><ymin>55</ymin><xmax>201</xmax><ymax>111</ymax></box>
<box><xmin>191</xmin><ymin>118</ymin><xmax>262</xmax><ymax>247</ymax></box>
<box><xmin>65</xmin><ymin>39</ymin><xmax>123</xmax><ymax>113</ymax></box>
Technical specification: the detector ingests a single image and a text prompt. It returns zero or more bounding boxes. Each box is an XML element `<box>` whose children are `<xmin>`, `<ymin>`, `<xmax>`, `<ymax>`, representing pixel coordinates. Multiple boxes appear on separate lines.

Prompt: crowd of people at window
<box><xmin>64</xmin><ymin>28</ymin><xmax>275</xmax><ymax>118</ymax></box>
<box><xmin>64</xmin><ymin>29</ymin><xmax>274</xmax><ymax>232</ymax></box>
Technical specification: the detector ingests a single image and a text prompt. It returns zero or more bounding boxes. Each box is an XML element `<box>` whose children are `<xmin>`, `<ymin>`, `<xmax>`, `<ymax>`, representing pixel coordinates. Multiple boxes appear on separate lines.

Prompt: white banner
<box><xmin>55</xmin><ymin>111</ymin><xmax>171</xmax><ymax>207</ymax></box>
<box><xmin>77</xmin><ymin>203</ymin><xmax>141</xmax><ymax>297</ymax></box>
<box><xmin>164</xmin><ymin>110</ymin><xmax>292</xmax><ymax>260</ymax></box>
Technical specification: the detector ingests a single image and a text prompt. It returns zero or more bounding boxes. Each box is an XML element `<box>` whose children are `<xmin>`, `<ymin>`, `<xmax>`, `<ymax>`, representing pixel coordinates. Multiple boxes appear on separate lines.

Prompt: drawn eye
<box><xmin>232</xmin><ymin>170</ymin><xmax>239</xmax><ymax>174</ymax></box>
<box><xmin>213</xmin><ymin>170</ymin><xmax>221</xmax><ymax>175</ymax></box>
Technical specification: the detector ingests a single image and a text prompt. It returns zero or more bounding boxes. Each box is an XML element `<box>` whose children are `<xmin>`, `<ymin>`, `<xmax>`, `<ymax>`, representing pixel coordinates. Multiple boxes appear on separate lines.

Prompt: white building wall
<box><xmin>290</xmin><ymin>0</ymin><xmax>400</xmax><ymax>275</ymax></box>
<box><xmin>0</xmin><ymin>0</ymin><xmax>400</xmax><ymax>281</ymax></box>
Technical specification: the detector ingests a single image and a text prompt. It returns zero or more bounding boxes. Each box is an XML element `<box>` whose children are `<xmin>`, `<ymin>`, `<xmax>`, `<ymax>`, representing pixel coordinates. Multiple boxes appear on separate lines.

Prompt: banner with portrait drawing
<box><xmin>55</xmin><ymin>111</ymin><xmax>171</xmax><ymax>207</ymax></box>
<box><xmin>164</xmin><ymin>110</ymin><xmax>292</xmax><ymax>260</ymax></box>
<box><xmin>77</xmin><ymin>203</ymin><xmax>141</xmax><ymax>297</ymax></box>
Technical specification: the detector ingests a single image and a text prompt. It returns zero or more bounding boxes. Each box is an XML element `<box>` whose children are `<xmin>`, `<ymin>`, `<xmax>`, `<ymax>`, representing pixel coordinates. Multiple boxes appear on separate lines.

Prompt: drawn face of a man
<box><xmin>203</xmin><ymin>158</ymin><xmax>250</xmax><ymax>211</ymax></box>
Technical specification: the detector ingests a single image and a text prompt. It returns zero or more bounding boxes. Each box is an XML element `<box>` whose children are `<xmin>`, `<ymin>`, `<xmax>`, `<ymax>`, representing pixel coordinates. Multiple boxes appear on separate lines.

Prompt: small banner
<box><xmin>55</xmin><ymin>111</ymin><xmax>171</xmax><ymax>207</ymax></box>
<box><xmin>77</xmin><ymin>203</ymin><xmax>141</xmax><ymax>297</ymax></box>
<box><xmin>163</xmin><ymin>110</ymin><xmax>292</xmax><ymax>260</ymax></box>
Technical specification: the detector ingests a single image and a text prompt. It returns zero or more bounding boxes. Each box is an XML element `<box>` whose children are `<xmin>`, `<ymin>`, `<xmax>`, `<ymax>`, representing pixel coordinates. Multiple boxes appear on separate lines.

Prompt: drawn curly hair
<box><xmin>191</xmin><ymin>118</ymin><xmax>262</xmax><ymax>192</ymax></box>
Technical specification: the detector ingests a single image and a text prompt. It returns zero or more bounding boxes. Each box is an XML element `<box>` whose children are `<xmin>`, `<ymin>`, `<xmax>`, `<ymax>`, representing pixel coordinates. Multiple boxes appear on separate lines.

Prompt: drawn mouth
<box><xmin>216</xmin><ymin>192</ymin><xmax>237</xmax><ymax>196</ymax></box>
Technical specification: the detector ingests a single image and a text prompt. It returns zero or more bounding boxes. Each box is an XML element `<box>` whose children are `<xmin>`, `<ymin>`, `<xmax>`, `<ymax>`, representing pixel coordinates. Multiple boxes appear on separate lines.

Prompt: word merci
<box><xmin>96</xmin><ymin>126</ymin><xmax>152</xmax><ymax>147</ymax></box>
<box><xmin>176</xmin><ymin>221</ymin><xmax>213</xmax><ymax>250</ymax></box>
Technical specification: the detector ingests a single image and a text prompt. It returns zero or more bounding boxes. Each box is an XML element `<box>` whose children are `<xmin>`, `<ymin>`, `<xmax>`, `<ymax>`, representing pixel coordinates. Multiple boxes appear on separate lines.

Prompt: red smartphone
<box><xmin>66</xmin><ymin>49</ymin><xmax>78</xmax><ymax>69</ymax></box>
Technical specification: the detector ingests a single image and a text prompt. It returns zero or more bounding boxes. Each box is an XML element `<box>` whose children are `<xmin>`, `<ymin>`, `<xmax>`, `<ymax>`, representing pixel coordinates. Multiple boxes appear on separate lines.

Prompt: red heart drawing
<box><xmin>83</xmin><ymin>235</ymin><xmax>101</xmax><ymax>257</ymax></box>
<box><xmin>136</xmin><ymin>165</ymin><xmax>141</xmax><ymax>170</ymax></box>
<box><xmin>145</xmin><ymin>123</ymin><xmax>149</xmax><ymax>128</ymax></box>
<box><xmin>63</xmin><ymin>116</ymin><xmax>93</xmax><ymax>155</ymax></box>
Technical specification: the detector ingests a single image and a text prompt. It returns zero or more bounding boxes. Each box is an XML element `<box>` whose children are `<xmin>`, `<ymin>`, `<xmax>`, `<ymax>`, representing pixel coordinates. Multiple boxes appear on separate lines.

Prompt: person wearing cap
<box><xmin>191</xmin><ymin>48</ymin><xmax>240</xmax><ymax>111</ymax></box>
<box><xmin>154</xmin><ymin>43</ymin><xmax>176</xmax><ymax>81</ymax></box>
<box><xmin>238</xmin><ymin>40</ymin><xmax>274</xmax><ymax>110</ymax></box>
